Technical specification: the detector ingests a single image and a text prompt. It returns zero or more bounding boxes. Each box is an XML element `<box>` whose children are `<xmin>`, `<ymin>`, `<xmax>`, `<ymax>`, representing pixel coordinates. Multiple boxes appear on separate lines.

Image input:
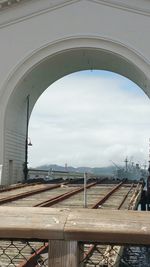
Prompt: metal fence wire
<box><xmin>0</xmin><ymin>240</ymin><xmax>150</xmax><ymax>266</ymax></box>
<box><xmin>0</xmin><ymin>239</ymin><xmax>48</xmax><ymax>267</ymax></box>
<box><xmin>79</xmin><ymin>243</ymin><xmax>150</xmax><ymax>267</ymax></box>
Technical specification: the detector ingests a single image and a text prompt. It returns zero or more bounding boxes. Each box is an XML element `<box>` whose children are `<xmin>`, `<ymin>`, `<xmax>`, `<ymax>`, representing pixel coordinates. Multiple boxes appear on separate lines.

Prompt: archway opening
<box><xmin>3</xmin><ymin>43</ymin><xmax>150</xmax><ymax>184</ymax></box>
<box><xmin>28</xmin><ymin>70</ymin><xmax>150</xmax><ymax>178</ymax></box>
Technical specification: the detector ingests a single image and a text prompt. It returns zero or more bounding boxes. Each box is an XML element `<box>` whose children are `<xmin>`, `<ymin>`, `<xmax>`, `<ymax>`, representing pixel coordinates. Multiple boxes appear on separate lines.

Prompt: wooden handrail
<box><xmin>0</xmin><ymin>207</ymin><xmax>149</xmax><ymax>245</ymax></box>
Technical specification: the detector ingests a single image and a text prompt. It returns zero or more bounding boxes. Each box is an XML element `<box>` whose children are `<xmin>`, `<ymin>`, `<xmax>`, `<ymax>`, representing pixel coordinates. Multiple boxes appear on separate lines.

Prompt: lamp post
<box><xmin>84</xmin><ymin>172</ymin><xmax>87</xmax><ymax>208</ymax></box>
<box><xmin>24</xmin><ymin>95</ymin><xmax>30</xmax><ymax>181</ymax></box>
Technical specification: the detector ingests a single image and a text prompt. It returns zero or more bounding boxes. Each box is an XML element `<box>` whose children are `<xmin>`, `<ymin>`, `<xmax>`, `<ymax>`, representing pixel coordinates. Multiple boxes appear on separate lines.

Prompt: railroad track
<box><xmin>0</xmin><ymin>179</ymin><xmax>142</xmax><ymax>267</ymax></box>
<box><xmin>81</xmin><ymin>182</ymin><xmax>142</xmax><ymax>267</ymax></box>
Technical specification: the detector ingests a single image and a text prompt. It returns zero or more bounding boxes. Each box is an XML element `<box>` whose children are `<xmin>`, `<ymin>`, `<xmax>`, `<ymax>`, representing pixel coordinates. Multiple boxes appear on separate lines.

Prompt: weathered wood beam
<box><xmin>0</xmin><ymin>206</ymin><xmax>69</xmax><ymax>240</ymax></box>
<box><xmin>64</xmin><ymin>209</ymin><xmax>150</xmax><ymax>245</ymax></box>
<box><xmin>0</xmin><ymin>207</ymin><xmax>149</xmax><ymax>245</ymax></box>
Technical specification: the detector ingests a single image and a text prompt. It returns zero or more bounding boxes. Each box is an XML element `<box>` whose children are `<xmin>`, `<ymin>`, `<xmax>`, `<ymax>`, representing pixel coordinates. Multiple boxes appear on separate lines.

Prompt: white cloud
<box><xmin>28</xmin><ymin>71</ymin><xmax>150</xmax><ymax>168</ymax></box>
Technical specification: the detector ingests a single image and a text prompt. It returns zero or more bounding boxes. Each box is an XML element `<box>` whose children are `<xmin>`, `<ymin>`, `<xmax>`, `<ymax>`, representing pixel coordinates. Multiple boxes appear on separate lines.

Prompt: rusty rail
<box><xmin>34</xmin><ymin>182</ymin><xmax>97</xmax><ymax>207</ymax></box>
<box><xmin>0</xmin><ymin>183</ymin><xmax>67</xmax><ymax>205</ymax></box>
<box><xmin>0</xmin><ymin>182</ymin><xmax>41</xmax><ymax>193</ymax></box>
<box><xmin>18</xmin><ymin>243</ymin><xmax>48</xmax><ymax>267</ymax></box>
<box><xmin>83</xmin><ymin>181</ymin><xmax>133</xmax><ymax>262</ymax></box>
<box><xmin>16</xmin><ymin>182</ymin><xmax>98</xmax><ymax>266</ymax></box>
<box><xmin>0</xmin><ymin>180</ymin><xmax>142</xmax><ymax>267</ymax></box>
<box><xmin>19</xmin><ymin>181</ymin><xmax>124</xmax><ymax>266</ymax></box>
<box><xmin>118</xmin><ymin>183</ymin><xmax>134</xmax><ymax>209</ymax></box>
<box><xmin>91</xmin><ymin>180</ymin><xmax>125</xmax><ymax>209</ymax></box>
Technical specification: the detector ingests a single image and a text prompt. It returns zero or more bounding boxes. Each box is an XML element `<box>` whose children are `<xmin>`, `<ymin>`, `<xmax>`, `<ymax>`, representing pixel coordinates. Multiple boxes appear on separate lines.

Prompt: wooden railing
<box><xmin>0</xmin><ymin>207</ymin><xmax>150</xmax><ymax>266</ymax></box>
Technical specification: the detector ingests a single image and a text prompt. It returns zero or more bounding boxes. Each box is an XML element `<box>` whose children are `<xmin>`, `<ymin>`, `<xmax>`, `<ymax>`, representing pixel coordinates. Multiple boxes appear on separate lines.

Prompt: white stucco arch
<box><xmin>1</xmin><ymin>0</ymin><xmax>150</xmax><ymax>184</ymax></box>
<box><xmin>2</xmin><ymin>36</ymin><xmax>150</xmax><ymax>184</ymax></box>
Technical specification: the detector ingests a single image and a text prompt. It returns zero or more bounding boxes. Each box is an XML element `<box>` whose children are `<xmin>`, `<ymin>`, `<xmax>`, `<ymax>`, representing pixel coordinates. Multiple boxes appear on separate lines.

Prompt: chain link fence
<box><xmin>0</xmin><ymin>240</ymin><xmax>150</xmax><ymax>266</ymax></box>
<box><xmin>79</xmin><ymin>243</ymin><xmax>150</xmax><ymax>267</ymax></box>
<box><xmin>0</xmin><ymin>239</ymin><xmax>48</xmax><ymax>267</ymax></box>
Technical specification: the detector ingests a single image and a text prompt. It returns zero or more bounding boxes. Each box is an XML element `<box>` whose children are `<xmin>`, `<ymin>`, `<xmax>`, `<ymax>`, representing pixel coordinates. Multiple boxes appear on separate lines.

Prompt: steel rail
<box><xmin>2</xmin><ymin>180</ymin><xmax>141</xmax><ymax>267</ymax></box>
<box><xmin>34</xmin><ymin>178</ymin><xmax>106</xmax><ymax>207</ymax></box>
<box><xmin>91</xmin><ymin>180</ymin><xmax>125</xmax><ymax>209</ymax></box>
<box><xmin>83</xmin><ymin>180</ymin><xmax>127</xmax><ymax>262</ymax></box>
<box><xmin>117</xmin><ymin>183</ymin><xmax>134</xmax><ymax>210</ymax></box>
<box><xmin>97</xmin><ymin>183</ymin><xmax>139</xmax><ymax>266</ymax></box>
<box><xmin>34</xmin><ymin>182</ymin><xmax>97</xmax><ymax>207</ymax></box>
<box><xmin>17</xmin><ymin>181</ymin><xmax>116</xmax><ymax>267</ymax></box>
<box><xmin>0</xmin><ymin>183</ymin><xmax>68</xmax><ymax>205</ymax></box>
<box><xmin>18</xmin><ymin>180</ymin><xmax>121</xmax><ymax>267</ymax></box>
<box><xmin>17</xmin><ymin>182</ymin><xmax>97</xmax><ymax>267</ymax></box>
<box><xmin>11</xmin><ymin>178</ymin><xmax>121</xmax><ymax>267</ymax></box>
<box><xmin>83</xmin><ymin>182</ymin><xmax>138</xmax><ymax>264</ymax></box>
<box><xmin>18</xmin><ymin>243</ymin><xmax>48</xmax><ymax>267</ymax></box>
<box><xmin>98</xmin><ymin>183</ymin><xmax>141</xmax><ymax>267</ymax></box>
<box><xmin>0</xmin><ymin>182</ymin><xmax>41</xmax><ymax>193</ymax></box>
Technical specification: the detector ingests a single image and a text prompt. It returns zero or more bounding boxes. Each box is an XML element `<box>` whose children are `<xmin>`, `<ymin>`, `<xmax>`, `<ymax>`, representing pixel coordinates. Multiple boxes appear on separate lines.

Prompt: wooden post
<box><xmin>48</xmin><ymin>240</ymin><xmax>79</xmax><ymax>267</ymax></box>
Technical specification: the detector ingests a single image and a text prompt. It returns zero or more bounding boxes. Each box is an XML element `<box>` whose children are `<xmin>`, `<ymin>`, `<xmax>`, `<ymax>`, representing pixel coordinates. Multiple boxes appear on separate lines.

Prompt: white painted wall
<box><xmin>0</xmin><ymin>0</ymin><xmax>150</xmax><ymax>184</ymax></box>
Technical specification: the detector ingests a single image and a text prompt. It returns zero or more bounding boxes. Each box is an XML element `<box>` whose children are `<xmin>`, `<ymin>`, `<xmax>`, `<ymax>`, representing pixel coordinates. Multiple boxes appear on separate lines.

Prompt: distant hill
<box><xmin>35</xmin><ymin>164</ymin><xmax>116</xmax><ymax>176</ymax></box>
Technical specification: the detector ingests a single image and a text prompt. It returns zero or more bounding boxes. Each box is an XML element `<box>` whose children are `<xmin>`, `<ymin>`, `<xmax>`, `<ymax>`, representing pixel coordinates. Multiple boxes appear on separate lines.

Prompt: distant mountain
<box><xmin>35</xmin><ymin>164</ymin><xmax>115</xmax><ymax>176</ymax></box>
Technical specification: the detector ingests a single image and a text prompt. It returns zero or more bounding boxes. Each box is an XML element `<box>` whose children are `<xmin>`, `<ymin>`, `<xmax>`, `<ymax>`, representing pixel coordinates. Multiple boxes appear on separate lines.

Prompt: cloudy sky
<box><xmin>28</xmin><ymin>70</ymin><xmax>150</xmax><ymax>168</ymax></box>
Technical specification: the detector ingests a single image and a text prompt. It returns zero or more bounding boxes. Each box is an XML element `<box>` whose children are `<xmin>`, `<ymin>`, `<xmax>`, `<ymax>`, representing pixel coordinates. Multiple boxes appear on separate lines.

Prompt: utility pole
<box><xmin>125</xmin><ymin>157</ymin><xmax>128</xmax><ymax>172</ymax></box>
<box><xmin>84</xmin><ymin>172</ymin><xmax>87</xmax><ymax>208</ymax></box>
<box><xmin>24</xmin><ymin>95</ymin><xmax>30</xmax><ymax>181</ymax></box>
